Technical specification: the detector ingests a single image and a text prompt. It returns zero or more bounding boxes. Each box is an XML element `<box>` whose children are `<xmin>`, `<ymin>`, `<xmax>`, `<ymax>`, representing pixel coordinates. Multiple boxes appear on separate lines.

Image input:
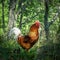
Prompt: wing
<box><xmin>17</xmin><ymin>36</ymin><xmax>31</xmax><ymax>50</ymax></box>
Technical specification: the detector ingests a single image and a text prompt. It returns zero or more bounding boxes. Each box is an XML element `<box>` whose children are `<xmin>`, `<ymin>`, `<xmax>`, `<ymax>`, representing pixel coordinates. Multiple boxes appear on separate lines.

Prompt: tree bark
<box><xmin>56</xmin><ymin>6</ymin><xmax>60</xmax><ymax>43</ymax></box>
<box><xmin>7</xmin><ymin>0</ymin><xmax>17</xmax><ymax>39</ymax></box>
<box><xmin>18</xmin><ymin>0</ymin><xmax>23</xmax><ymax>29</ymax></box>
<box><xmin>8</xmin><ymin>9</ymin><xmax>15</xmax><ymax>29</ymax></box>
<box><xmin>8</xmin><ymin>0</ymin><xmax>16</xmax><ymax>30</ymax></box>
<box><xmin>19</xmin><ymin>11</ymin><xmax>23</xmax><ymax>29</ymax></box>
<box><xmin>44</xmin><ymin>0</ymin><xmax>49</xmax><ymax>40</ymax></box>
<box><xmin>2</xmin><ymin>0</ymin><xmax>5</xmax><ymax>32</ymax></box>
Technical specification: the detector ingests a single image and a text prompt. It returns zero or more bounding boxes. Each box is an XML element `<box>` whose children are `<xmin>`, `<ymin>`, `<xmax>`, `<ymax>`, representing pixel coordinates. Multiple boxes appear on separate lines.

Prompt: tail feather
<box><xmin>8</xmin><ymin>27</ymin><xmax>22</xmax><ymax>40</ymax></box>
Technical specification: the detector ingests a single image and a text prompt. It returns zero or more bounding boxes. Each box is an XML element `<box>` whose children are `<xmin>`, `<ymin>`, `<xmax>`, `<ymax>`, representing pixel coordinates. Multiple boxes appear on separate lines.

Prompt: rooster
<box><xmin>18</xmin><ymin>21</ymin><xmax>40</xmax><ymax>50</ymax></box>
<box><xmin>9</xmin><ymin>21</ymin><xmax>40</xmax><ymax>50</ymax></box>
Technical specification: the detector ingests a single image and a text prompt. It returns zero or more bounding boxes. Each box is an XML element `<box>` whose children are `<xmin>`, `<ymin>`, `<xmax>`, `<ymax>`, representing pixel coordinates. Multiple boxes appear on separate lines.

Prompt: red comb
<box><xmin>35</xmin><ymin>20</ymin><xmax>40</xmax><ymax>28</ymax></box>
<box><xmin>35</xmin><ymin>20</ymin><xmax>40</xmax><ymax>24</ymax></box>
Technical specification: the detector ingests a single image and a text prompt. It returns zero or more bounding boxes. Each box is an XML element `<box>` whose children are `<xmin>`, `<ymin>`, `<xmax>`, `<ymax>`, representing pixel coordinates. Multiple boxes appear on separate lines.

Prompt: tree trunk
<box><xmin>35</xmin><ymin>1</ymin><xmax>50</xmax><ymax>60</ymax></box>
<box><xmin>44</xmin><ymin>0</ymin><xmax>49</xmax><ymax>40</ymax></box>
<box><xmin>56</xmin><ymin>6</ymin><xmax>60</xmax><ymax>43</ymax></box>
<box><xmin>2</xmin><ymin>0</ymin><xmax>5</xmax><ymax>32</ymax></box>
<box><xmin>18</xmin><ymin>0</ymin><xmax>24</xmax><ymax>29</ymax></box>
<box><xmin>8</xmin><ymin>0</ymin><xmax>16</xmax><ymax>30</ymax></box>
<box><xmin>8</xmin><ymin>9</ymin><xmax>16</xmax><ymax>29</ymax></box>
<box><xmin>7</xmin><ymin>0</ymin><xmax>17</xmax><ymax>39</ymax></box>
<box><xmin>19</xmin><ymin>12</ymin><xmax>23</xmax><ymax>29</ymax></box>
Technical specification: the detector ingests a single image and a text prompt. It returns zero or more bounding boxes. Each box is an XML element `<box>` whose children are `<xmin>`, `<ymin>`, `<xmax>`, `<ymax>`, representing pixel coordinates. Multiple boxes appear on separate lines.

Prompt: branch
<box><xmin>48</xmin><ymin>12</ymin><xmax>58</xmax><ymax>27</ymax></box>
<box><xmin>48</xmin><ymin>6</ymin><xmax>60</xmax><ymax>27</ymax></box>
